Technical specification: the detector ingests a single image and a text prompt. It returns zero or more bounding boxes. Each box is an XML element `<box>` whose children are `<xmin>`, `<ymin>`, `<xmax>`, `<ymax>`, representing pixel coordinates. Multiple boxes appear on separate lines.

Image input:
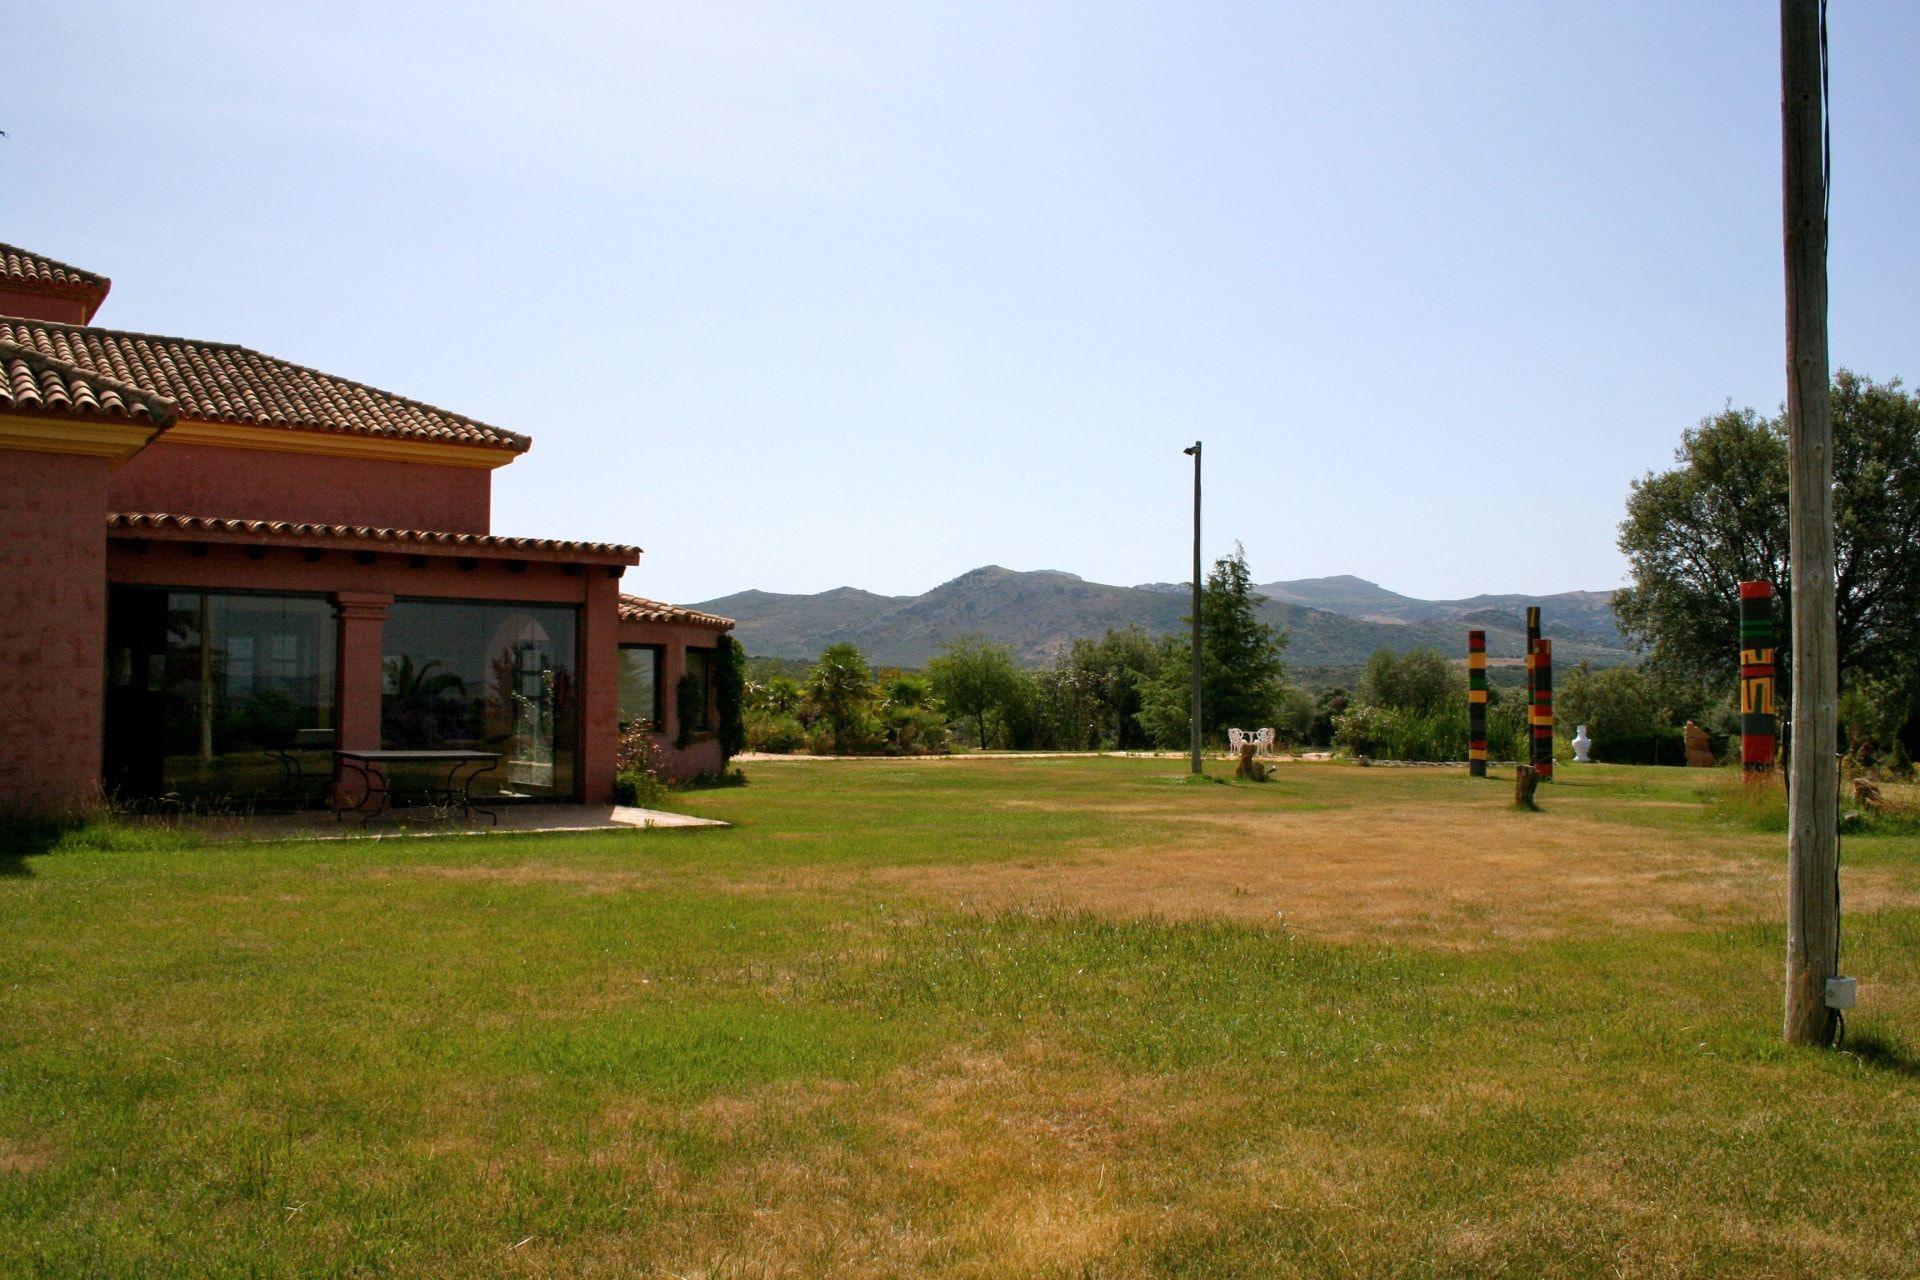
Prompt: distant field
<box><xmin>4</xmin><ymin>759</ymin><xmax>1918</xmax><ymax>1278</ymax></box>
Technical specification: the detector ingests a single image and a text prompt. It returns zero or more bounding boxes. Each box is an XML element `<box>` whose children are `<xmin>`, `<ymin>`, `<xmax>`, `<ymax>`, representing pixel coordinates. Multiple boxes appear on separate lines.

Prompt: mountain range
<box><xmin>691</xmin><ymin>568</ymin><xmax>1635</xmax><ymax>672</ymax></box>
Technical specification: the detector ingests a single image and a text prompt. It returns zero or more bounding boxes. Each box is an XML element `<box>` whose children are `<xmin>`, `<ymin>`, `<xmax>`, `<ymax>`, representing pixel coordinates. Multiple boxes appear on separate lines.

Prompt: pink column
<box><xmin>332</xmin><ymin>592</ymin><xmax>392</xmax><ymax>752</ymax></box>
<box><xmin>579</xmin><ymin>573</ymin><xmax>620</xmax><ymax>805</ymax></box>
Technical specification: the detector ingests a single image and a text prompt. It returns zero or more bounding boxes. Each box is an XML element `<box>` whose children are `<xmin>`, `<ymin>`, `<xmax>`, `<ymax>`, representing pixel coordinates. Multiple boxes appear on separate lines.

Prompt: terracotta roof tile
<box><xmin>0</xmin><ymin>318</ymin><xmax>528</xmax><ymax>453</ymax></box>
<box><xmin>109</xmin><ymin>512</ymin><xmax>639</xmax><ymax>562</ymax></box>
<box><xmin>0</xmin><ymin>340</ymin><xmax>177</xmax><ymax>423</ymax></box>
<box><xmin>618</xmin><ymin>594</ymin><xmax>735</xmax><ymax>630</ymax></box>
<box><xmin>0</xmin><ymin>242</ymin><xmax>110</xmax><ymax>291</ymax></box>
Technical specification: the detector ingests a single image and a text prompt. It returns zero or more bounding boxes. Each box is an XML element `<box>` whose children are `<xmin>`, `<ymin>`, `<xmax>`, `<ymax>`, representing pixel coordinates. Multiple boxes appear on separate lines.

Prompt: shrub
<box><xmin>746</xmin><ymin>710</ymin><xmax>808</xmax><ymax>754</ymax></box>
<box><xmin>882</xmin><ymin>704</ymin><xmax>952</xmax><ymax>755</ymax></box>
<box><xmin>713</xmin><ymin>636</ymin><xmax>747</xmax><ymax>759</ymax></box>
<box><xmin>615</xmin><ymin>721</ymin><xmax>670</xmax><ymax>805</ymax></box>
<box><xmin>1588</xmin><ymin>727</ymin><xmax>1688</xmax><ymax>766</ymax></box>
<box><xmin>1888</xmin><ymin>738</ymin><xmax>1915</xmax><ymax>780</ymax></box>
<box><xmin>611</xmin><ymin>770</ymin><xmax>667</xmax><ymax>808</ymax></box>
<box><xmin>1332</xmin><ymin>705</ymin><xmax>1466</xmax><ymax>762</ymax></box>
<box><xmin>682</xmin><ymin>767</ymin><xmax>748</xmax><ymax>791</ymax></box>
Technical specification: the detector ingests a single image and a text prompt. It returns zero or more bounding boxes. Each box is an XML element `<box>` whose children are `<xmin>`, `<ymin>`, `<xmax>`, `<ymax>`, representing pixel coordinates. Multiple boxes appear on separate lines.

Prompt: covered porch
<box><xmin>102</xmin><ymin>513</ymin><xmax>640</xmax><ymax>811</ymax></box>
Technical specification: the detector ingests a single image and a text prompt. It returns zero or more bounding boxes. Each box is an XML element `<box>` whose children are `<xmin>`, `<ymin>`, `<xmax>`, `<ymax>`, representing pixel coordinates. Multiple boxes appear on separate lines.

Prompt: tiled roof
<box><xmin>0</xmin><ymin>242</ymin><xmax>110</xmax><ymax>292</ymax></box>
<box><xmin>109</xmin><ymin>512</ymin><xmax>640</xmax><ymax>562</ymax></box>
<box><xmin>0</xmin><ymin>340</ymin><xmax>177</xmax><ymax>423</ymax></box>
<box><xmin>619</xmin><ymin>594</ymin><xmax>735</xmax><ymax>630</ymax></box>
<box><xmin>0</xmin><ymin>318</ymin><xmax>529</xmax><ymax>453</ymax></box>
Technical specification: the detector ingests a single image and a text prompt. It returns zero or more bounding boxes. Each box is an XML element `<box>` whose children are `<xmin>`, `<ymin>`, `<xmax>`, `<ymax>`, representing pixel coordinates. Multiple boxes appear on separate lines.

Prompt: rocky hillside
<box><xmin>695</xmin><ymin>569</ymin><xmax>1634</xmax><ymax>671</ymax></box>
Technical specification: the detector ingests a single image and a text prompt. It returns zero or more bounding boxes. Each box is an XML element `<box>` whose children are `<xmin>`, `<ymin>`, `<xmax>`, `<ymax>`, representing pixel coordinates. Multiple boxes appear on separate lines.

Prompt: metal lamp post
<box><xmin>1183</xmin><ymin>442</ymin><xmax>1202</xmax><ymax>775</ymax></box>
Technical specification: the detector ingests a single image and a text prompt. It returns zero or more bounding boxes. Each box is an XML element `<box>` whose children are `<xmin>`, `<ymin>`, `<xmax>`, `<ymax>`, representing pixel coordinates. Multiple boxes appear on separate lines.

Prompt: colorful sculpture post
<box><xmin>1739</xmin><ymin>580</ymin><xmax>1779</xmax><ymax>774</ymax></box>
<box><xmin>1530</xmin><ymin>636</ymin><xmax>1554</xmax><ymax>781</ymax></box>
<box><xmin>1467</xmin><ymin>630</ymin><xmax>1488</xmax><ymax>777</ymax></box>
<box><xmin>1524</xmin><ymin>604</ymin><xmax>1541</xmax><ymax>738</ymax></box>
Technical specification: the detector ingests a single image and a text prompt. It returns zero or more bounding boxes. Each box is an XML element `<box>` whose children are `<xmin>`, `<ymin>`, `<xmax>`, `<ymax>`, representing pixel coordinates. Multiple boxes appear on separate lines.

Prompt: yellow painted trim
<box><xmin>162</xmin><ymin>419</ymin><xmax>519</xmax><ymax>469</ymax></box>
<box><xmin>0</xmin><ymin>414</ymin><xmax>159</xmax><ymax>463</ymax></box>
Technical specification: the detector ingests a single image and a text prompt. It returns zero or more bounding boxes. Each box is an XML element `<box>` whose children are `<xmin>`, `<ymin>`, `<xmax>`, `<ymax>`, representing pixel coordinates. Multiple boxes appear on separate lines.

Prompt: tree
<box><xmin>1033</xmin><ymin>627</ymin><xmax>1164</xmax><ymax>750</ymax></box>
<box><xmin>712</xmin><ymin>635</ymin><xmax>747</xmax><ymax>760</ymax></box>
<box><xmin>804</xmin><ymin>643</ymin><xmax>878</xmax><ymax>754</ymax></box>
<box><xmin>1614</xmin><ymin>371</ymin><xmax>1920</xmax><ymax>699</ymax></box>
<box><xmin>1355</xmin><ymin>646</ymin><xmax>1461</xmax><ymax>716</ymax></box>
<box><xmin>753</xmin><ymin>675</ymin><xmax>804</xmax><ymax>716</ymax></box>
<box><xmin>877</xmin><ymin>672</ymin><xmax>949</xmax><ymax>754</ymax></box>
<box><xmin>927</xmin><ymin>634</ymin><xmax>1024</xmax><ymax>749</ymax></box>
<box><xmin>1556</xmin><ymin>660</ymin><xmax>1710</xmax><ymax>744</ymax></box>
<box><xmin>1140</xmin><ymin>545</ymin><xmax>1290</xmax><ymax>747</ymax></box>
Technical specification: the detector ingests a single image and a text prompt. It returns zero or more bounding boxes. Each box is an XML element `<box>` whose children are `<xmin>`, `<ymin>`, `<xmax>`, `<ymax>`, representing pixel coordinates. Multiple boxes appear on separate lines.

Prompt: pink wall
<box><xmin>109</xmin><ymin>440</ymin><xmax>493</xmax><ymax>533</ymax></box>
<box><xmin>0</xmin><ymin>450</ymin><xmax>108</xmax><ymax>814</ymax></box>
<box><xmin>616</xmin><ymin>617</ymin><xmax>730</xmax><ymax>781</ymax></box>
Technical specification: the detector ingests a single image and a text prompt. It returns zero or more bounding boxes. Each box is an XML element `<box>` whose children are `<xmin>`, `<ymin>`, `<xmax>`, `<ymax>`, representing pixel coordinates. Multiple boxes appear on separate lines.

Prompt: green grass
<box><xmin>3</xmin><ymin>758</ymin><xmax>1919</xmax><ymax>1277</ymax></box>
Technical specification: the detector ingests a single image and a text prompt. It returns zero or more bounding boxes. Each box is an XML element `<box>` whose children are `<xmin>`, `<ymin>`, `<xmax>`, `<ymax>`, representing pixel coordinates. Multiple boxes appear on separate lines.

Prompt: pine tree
<box><xmin>1140</xmin><ymin>544</ymin><xmax>1290</xmax><ymax>747</ymax></box>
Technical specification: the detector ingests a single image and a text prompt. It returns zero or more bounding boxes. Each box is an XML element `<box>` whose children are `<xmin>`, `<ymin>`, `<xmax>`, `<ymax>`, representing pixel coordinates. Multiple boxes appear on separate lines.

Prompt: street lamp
<box><xmin>1183</xmin><ymin>442</ymin><xmax>1202</xmax><ymax>775</ymax></box>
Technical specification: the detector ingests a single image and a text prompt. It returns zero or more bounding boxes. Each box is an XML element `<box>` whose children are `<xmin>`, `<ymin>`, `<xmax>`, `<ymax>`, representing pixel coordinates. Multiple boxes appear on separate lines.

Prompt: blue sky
<box><xmin>8</xmin><ymin>2</ymin><xmax>1916</xmax><ymax>604</ymax></box>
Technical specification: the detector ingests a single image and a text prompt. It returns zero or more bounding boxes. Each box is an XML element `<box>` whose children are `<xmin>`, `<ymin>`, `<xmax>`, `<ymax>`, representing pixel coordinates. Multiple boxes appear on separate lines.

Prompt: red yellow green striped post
<box><xmin>1467</xmin><ymin>629</ymin><xmax>1489</xmax><ymax>777</ymax></box>
<box><xmin>1530</xmin><ymin>636</ymin><xmax>1554</xmax><ymax>781</ymax></box>
<box><xmin>1739</xmin><ymin>580</ymin><xmax>1778</xmax><ymax>774</ymax></box>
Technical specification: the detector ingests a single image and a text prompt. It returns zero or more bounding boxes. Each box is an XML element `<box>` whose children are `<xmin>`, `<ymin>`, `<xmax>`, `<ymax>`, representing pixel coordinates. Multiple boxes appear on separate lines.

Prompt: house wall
<box><xmin>105</xmin><ymin>539</ymin><xmax>625</xmax><ymax>804</ymax></box>
<box><xmin>0</xmin><ymin>287</ymin><xmax>96</xmax><ymax>325</ymax></box>
<box><xmin>0</xmin><ymin>449</ymin><xmax>108</xmax><ymax>813</ymax></box>
<box><xmin>109</xmin><ymin>440</ymin><xmax>493</xmax><ymax>533</ymax></box>
<box><xmin>616</xmin><ymin>617</ymin><xmax>729</xmax><ymax>781</ymax></box>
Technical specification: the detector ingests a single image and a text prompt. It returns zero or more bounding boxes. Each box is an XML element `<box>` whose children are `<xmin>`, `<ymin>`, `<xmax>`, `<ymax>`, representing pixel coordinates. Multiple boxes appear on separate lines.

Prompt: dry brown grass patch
<box><xmin>849</xmin><ymin>800</ymin><xmax>1920</xmax><ymax>947</ymax></box>
<box><xmin>0</xmin><ymin>1136</ymin><xmax>53</xmax><ymax>1174</ymax></box>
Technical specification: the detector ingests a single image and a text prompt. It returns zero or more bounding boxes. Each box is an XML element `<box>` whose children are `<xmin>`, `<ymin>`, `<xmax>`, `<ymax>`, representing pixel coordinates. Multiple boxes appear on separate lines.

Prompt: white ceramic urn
<box><xmin>1572</xmin><ymin>724</ymin><xmax>1593</xmax><ymax>763</ymax></box>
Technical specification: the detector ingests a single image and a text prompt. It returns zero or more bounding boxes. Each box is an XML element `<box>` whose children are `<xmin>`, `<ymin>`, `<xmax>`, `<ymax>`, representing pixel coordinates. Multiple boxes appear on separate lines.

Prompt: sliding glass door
<box><xmin>104</xmin><ymin>587</ymin><xmax>335</xmax><ymax>806</ymax></box>
<box><xmin>381</xmin><ymin>600</ymin><xmax>579</xmax><ymax>800</ymax></box>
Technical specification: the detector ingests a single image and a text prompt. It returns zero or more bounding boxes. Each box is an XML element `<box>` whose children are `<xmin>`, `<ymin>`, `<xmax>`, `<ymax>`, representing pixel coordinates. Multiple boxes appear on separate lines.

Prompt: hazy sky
<box><xmin>8</xmin><ymin>3</ymin><xmax>1917</xmax><ymax>604</ymax></box>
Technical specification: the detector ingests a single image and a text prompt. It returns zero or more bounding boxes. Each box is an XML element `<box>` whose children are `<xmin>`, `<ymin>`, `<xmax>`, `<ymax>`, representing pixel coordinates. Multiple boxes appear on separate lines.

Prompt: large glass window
<box><xmin>618</xmin><ymin>645</ymin><xmax>662</xmax><ymax>731</ymax></box>
<box><xmin>382</xmin><ymin>600</ymin><xmax>578</xmax><ymax>799</ymax></box>
<box><xmin>683</xmin><ymin>648</ymin><xmax>714</xmax><ymax>734</ymax></box>
<box><xmin>104</xmin><ymin>588</ymin><xmax>335</xmax><ymax>806</ymax></box>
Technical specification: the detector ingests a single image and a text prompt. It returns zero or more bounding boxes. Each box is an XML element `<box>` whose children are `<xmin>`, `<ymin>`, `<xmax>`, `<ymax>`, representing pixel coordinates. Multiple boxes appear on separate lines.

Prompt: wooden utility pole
<box><xmin>1780</xmin><ymin>0</ymin><xmax>1841</xmax><ymax>1046</ymax></box>
<box><xmin>1184</xmin><ymin>442</ymin><xmax>1203</xmax><ymax>775</ymax></box>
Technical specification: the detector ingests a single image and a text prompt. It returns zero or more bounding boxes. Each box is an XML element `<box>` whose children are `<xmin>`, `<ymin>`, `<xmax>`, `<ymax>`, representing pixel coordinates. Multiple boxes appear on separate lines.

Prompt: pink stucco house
<box><xmin>0</xmin><ymin>240</ymin><xmax>732</xmax><ymax>816</ymax></box>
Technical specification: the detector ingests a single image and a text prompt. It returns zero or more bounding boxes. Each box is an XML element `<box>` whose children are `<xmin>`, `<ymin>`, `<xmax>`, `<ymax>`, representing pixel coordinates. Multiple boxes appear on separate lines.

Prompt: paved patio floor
<box><xmin>172</xmin><ymin>804</ymin><xmax>729</xmax><ymax>843</ymax></box>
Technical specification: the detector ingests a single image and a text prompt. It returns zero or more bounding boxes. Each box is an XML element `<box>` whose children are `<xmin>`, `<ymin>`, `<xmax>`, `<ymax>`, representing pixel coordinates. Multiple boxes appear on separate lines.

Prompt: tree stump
<box><xmin>1235</xmin><ymin>742</ymin><xmax>1269</xmax><ymax>781</ymax></box>
<box><xmin>1514</xmin><ymin>764</ymin><xmax>1539</xmax><ymax>810</ymax></box>
<box><xmin>1683</xmin><ymin>720</ymin><xmax>1715</xmax><ymax>768</ymax></box>
<box><xmin>1852</xmin><ymin>777</ymin><xmax>1885</xmax><ymax>814</ymax></box>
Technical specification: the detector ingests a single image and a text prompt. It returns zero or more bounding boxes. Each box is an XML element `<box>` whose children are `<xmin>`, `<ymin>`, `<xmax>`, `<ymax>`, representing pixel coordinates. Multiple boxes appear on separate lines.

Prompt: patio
<box><xmin>166</xmin><ymin>803</ymin><xmax>729</xmax><ymax>843</ymax></box>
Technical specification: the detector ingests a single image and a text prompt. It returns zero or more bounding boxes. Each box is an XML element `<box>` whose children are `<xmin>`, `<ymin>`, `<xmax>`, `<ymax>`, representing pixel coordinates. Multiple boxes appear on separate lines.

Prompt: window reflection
<box><xmin>618</xmin><ymin>645</ymin><xmax>661</xmax><ymax>730</ymax></box>
<box><xmin>683</xmin><ymin>648</ymin><xmax>714</xmax><ymax>733</ymax></box>
<box><xmin>104</xmin><ymin>588</ymin><xmax>335</xmax><ymax>807</ymax></box>
<box><xmin>381</xmin><ymin>600</ymin><xmax>578</xmax><ymax>799</ymax></box>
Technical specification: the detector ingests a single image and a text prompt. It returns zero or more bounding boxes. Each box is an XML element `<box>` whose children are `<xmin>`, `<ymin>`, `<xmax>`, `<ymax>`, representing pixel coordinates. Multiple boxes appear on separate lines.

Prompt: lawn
<box><xmin>3</xmin><ymin>758</ymin><xmax>1919</xmax><ymax>1278</ymax></box>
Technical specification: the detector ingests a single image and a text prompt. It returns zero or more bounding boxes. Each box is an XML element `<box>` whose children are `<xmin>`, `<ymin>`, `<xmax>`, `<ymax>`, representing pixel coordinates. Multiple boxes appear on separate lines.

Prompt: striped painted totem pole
<box><xmin>1738</xmin><ymin>580</ymin><xmax>1778</xmax><ymax>773</ymax></box>
<box><xmin>1525</xmin><ymin>605</ymin><xmax>1541</xmax><ymax>710</ymax></box>
<box><xmin>1530</xmin><ymin>636</ymin><xmax>1554</xmax><ymax>781</ymax></box>
<box><xmin>1467</xmin><ymin>630</ymin><xmax>1489</xmax><ymax>776</ymax></box>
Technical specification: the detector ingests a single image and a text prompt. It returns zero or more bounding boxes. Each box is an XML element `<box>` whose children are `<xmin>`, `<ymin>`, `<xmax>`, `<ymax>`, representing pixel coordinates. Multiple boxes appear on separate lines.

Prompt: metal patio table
<box><xmin>330</xmin><ymin>749</ymin><xmax>502</xmax><ymax>825</ymax></box>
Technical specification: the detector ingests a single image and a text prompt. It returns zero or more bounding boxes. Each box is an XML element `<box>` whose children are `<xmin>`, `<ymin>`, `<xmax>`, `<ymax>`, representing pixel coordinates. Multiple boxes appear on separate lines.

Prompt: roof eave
<box><xmin>107</xmin><ymin>513</ymin><xmax>641</xmax><ymax>566</ymax></box>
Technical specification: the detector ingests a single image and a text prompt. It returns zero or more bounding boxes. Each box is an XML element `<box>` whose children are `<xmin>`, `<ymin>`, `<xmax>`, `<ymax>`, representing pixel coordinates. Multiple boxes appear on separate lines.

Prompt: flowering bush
<box><xmin>613</xmin><ymin>721</ymin><xmax>670</xmax><ymax>807</ymax></box>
